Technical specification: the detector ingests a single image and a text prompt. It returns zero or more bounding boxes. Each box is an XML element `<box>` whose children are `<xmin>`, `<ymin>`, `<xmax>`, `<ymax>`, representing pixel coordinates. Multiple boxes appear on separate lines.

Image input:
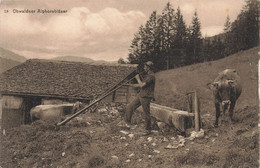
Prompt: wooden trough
<box><xmin>138</xmin><ymin>91</ymin><xmax>201</xmax><ymax>133</ymax></box>
<box><xmin>148</xmin><ymin>103</ymin><xmax>194</xmax><ymax>132</ymax></box>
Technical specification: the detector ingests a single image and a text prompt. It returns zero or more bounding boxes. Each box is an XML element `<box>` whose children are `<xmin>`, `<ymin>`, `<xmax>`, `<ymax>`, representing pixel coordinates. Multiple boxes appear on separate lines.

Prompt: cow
<box><xmin>30</xmin><ymin>101</ymin><xmax>83</xmax><ymax>122</ymax></box>
<box><xmin>207</xmin><ymin>69</ymin><xmax>242</xmax><ymax>127</ymax></box>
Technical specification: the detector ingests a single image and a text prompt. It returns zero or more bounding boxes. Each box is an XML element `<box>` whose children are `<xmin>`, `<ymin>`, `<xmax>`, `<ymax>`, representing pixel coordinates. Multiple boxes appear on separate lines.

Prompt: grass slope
<box><xmin>155</xmin><ymin>46</ymin><xmax>259</xmax><ymax>115</ymax></box>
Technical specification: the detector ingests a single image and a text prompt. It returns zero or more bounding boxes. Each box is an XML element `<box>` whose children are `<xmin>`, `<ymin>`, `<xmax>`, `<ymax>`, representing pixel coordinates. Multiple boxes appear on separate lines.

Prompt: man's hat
<box><xmin>145</xmin><ymin>61</ymin><xmax>154</xmax><ymax>68</ymax></box>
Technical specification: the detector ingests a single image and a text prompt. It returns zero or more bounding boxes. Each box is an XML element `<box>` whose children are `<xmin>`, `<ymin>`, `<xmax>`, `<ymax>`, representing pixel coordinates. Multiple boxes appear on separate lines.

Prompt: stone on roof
<box><xmin>0</xmin><ymin>59</ymin><xmax>137</xmax><ymax>100</ymax></box>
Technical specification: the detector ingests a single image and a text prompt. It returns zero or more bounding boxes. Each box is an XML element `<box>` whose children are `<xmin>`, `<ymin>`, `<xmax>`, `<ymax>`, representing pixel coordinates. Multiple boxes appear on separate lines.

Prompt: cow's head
<box><xmin>207</xmin><ymin>80</ymin><xmax>236</xmax><ymax>111</ymax></box>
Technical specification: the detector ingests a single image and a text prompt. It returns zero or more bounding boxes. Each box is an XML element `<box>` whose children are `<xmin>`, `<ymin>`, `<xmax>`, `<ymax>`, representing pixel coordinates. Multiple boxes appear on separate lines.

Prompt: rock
<box><xmin>125</xmin><ymin>159</ymin><xmax>131</xmax><ymax>163</ymax></box>
<box><xmin>112</xmin><ymin>155</ymin><xmax>119</xmax><ymax>160</ymax></box>
<box><xmin>163</xmin><ymin>137</ymin><xmax>169</xmax><ymax>142</ymax></box>
<box><xmin>148</xmin><ymin>155</ymin><xmax>152</xmax><ymax>159</ymax></box>
<box><xmin>130</xmin><ymin>125</ymin><xmax>137</xmax><ymax>130</ymax></box>
<box><xmin>178</xmin><ymin>135</ymin><xmax>184</xmax><ymax>139</ymax></box>
<box><xmin>178</xmin><ymin>143</ymin><xmax>185</xmax><ymax>147</ymax></box>
<box><xmin>165</xmin><ymin>143</ymin><xmax>178</xmax><ymax>149</ymax></box>
<box><xmin>179</xmin><ymin>138</ymin><xmax>185</xmax><ymax>144</ymax></box>
<box><xmin>188</xmin><ymin>129</ymin><xmax>205</xmax><ymax>140</ymax></box>
<box><xmin>170</xmin><ymin>137</ymin><xmax>176</xmax><ymax>140</ymax></box>
<box><xmin>147</xmin><ymin>137</ymin><xmax>153</xmax><ymax>142</ymax></box>
<box><xmin>152</xmin><ymin>142</ymin><xmax>156</xmax><ymax>146</ymax></box>
<box><xmin>151</xmin><ymin>130</ymin><xmax>159</xmax><ymax>135</ymax></box>
<box><xmin>251</xmin><ymin>130</ymin><xmax>257</xmax><ymax>137</ymax></box>
<box><xmin>120</xmin><ymin>137</ymin><xmax>126</xmax><ymax>140</ymax></box>
<box><xmin>154</xmin><ymin>150</ymin><xmax>160</xmax><ymax>154</ymax></box>
<box><xmin>189</xmin><ymin>131</ymin><xmax>197</xmax><ymax>140</ymax></box>
<box><xmin>98</xmin><ymin>108</ymin><xmax>107</xmax><ymax>113</ymax></box>
<box><xmin>128</xmin><ymin>134</ymin><xmax>134</xmax><ymax>138</ymax></box>
<box><xmin>120</xmin><ymin>130</ymin><xmax>129</xmax><ymax>135</ymax></box>
<box><xmin>196</xmin><ymin>129</ymin><xmax>205</xmax><ymax>138</ymax></box>
<box><xmin>62</xmin><ymin>152</ymin><xmax>65</xmax><ymax>156</ymax></box>
<box><xmin>157</xmin><ymin>122</ymin><xmax>166</xmax><ymax>129</ymax></box>
<box><xmin>110</xmin><ymin>109</ymin><xmax>119</xmax><ymax>116</ymax></box>
<box><xmin>138</xmin><ymin>159</ymin><xmax>142</xmax><ymax>162</ymax></box>
<box><xmin>129</xmin><ymin>153</ymin><xmax>135</xmax><ymax>158</ymax></box>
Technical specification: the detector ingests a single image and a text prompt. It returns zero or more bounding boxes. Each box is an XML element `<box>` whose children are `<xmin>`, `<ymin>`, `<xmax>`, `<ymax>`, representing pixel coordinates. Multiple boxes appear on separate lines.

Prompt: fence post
<box><xmin>194</xmin><ymin>91</ymin><xmax>200</xmax><ymax>131</ymax></box>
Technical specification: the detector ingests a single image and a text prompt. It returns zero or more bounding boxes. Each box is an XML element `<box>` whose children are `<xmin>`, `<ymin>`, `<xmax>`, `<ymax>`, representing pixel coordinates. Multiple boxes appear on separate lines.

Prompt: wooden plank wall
<box><xmin>1</xmin><ymin>95</ymin><xmax>24</xmax><ymax>129</ymax></box>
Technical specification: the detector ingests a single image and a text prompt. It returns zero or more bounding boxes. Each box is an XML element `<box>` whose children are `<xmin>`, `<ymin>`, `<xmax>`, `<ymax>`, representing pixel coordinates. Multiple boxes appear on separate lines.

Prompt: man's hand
<box><xmin>135</xmin><ymin>74</ymin><xmax>142</xmax><ymax>84</ymax></box>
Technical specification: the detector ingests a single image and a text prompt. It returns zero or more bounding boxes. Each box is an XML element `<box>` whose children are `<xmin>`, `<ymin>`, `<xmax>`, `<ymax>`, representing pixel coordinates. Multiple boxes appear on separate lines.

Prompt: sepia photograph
<box><xmin>0</xmin><ymin>0</ymin><xmax>259</xmax><ymax>167</ymax></box>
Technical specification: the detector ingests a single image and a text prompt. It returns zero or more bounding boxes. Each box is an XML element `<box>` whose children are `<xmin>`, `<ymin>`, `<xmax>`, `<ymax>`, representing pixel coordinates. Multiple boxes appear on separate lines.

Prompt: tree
<box><xmin>118</xmin><ymin>58</ymin><xmax>126</xmax><ymax>64</ymax></box>
<box><xmin>128</xmin><ymin>31</ymin><xmax>141</xmax><ymax>64</ymax></box>
<box><xmin>225</xmin><ymin>0</ymin><xmax>259</xmax><ymax>53</ymax></box>
<box><xmin>223</xmin><ymin>15</ymin><xmax>235</xmax><ymax>56</ymax></box>
<box><xmin>161</xmin><ymin>2</ymin><xmax>175</xmax><ymax>69</ymax></box>
<box><xmin>243</xmin><ymin>0</ymin><xmax>259</xmax><ymax>48</ymax></box>
<box><xmin>223</xmin><ymin>15</ymin><xmax>232</xmax><ymax>33</ymax></box>
<box><xmin>187</xmin><ymin>11</ymin><xmax>202</xmax><ymax>63</ymax></box>
<box><xmin>171</xmin><ymin>7</ymin><xmax>188</xmax><ymax>66</ymax></box>
<box><xmin>143</xmin><ymin>11</ymin><xmax>163</xmax><ymax>71</ymax></box>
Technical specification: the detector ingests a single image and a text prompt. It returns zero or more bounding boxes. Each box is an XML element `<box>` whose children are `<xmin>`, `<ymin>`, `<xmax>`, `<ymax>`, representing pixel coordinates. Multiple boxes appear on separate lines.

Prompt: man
<box><xmin>125</xmin><ymin>61</ymin><xmax>155</xmax><ymax>136</ymax></box>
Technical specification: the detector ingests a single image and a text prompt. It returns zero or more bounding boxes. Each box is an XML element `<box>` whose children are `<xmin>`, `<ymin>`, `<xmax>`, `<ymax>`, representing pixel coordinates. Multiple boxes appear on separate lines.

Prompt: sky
<box><xmin>0</xmin><ymin>0</ymin><xmax>245</xmax><ymax>61</ymax></box>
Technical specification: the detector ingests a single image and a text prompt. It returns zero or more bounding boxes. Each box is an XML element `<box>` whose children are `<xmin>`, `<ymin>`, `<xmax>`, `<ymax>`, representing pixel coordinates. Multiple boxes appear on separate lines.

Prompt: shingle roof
<box><xmin>0</xmin><ymin>59</ymin><xmax>137</xmax><ymax>100</ymax></box>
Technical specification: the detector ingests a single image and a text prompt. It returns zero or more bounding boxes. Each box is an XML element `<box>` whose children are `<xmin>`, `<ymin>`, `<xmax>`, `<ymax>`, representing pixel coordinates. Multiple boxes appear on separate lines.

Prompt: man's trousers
<box><xmin>125</xmin><ymin>95</ymin><xmax>152</xmax><ymax>130</ymax></box>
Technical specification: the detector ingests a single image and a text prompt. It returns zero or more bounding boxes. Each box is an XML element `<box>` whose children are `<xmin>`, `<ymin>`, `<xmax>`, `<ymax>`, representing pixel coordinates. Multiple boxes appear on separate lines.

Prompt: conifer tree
<box><xmin>172</xmin><ymin>7</ymin><xmax>188</xmax><ymax>66</ymax></box>
<box><xmin>224</xmin><ymin>15</ymin><xmax>232</xmax><ymax>33</ymax></box>
<box><xmin>187</xmin><ymin>11</ymin><xmax>202</xmax><ymax>63</ymax></box>
<box><xmin>161</xmin><ymin>2</ymin><xmax>175</xmax><ymax>69</ymax></box>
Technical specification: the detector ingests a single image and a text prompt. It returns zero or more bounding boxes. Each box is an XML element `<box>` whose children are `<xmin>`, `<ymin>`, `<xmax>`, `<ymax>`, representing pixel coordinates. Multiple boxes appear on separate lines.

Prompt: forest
<box><xmin>119</xmin><ymin>0</ymin><xmax>259</xmax><ymax>72</ymax></box>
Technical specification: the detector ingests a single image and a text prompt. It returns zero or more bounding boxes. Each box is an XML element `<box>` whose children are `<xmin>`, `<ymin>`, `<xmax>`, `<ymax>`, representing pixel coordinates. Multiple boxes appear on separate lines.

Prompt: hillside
<box><xmin>0</xmin><ymin>47</ymin><xmax>27</xmax><ymax>73</ymax></box>
<box><xmin>52</xmin><ymin>56</ymin><xmax>95</xmax><ymax>63</ymax></box>
<box><xmin>155</xmin><ymin>46</ymin><xmax>259</xmax><ymax>114</ymax></box>
<box><xmin>52</xmin><ymin>56</ymin><xmax>115</xmax><ymax>64</ymax></box>
<box><xmin>0</xmin><ymin>47</ymin><xmax>27</xmax><ymax>62</ymax></box>
<box><xmin>0</xmin><ymin>58</ymin><xmax>22</xmax><ymax>74</ymax></box>
<box><xmin>0</xmin><ymin>47</ymin><xmax>259</xmax><ymax>168</ymax></box>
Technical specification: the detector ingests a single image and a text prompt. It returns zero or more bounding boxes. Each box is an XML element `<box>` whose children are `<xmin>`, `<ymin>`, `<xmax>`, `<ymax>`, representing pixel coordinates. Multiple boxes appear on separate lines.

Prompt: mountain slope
<box><xmin>0</xmin><ymin>47</ymin><xmax>27</xmax><ymax>62</ymax></box>
<box><xmin>52</xmin><ymin>56</ymin><xmax>95</xmax><ymax>63</ymax></box>
<box><xmin>52</xmin><ymin>56</ymin><xmax>114</xmax><ymax>64</ymax></box>
<box><xmin>0</xmin><ymin>58</ymin><xmax>22</xmax><ymax>73</ymax></box>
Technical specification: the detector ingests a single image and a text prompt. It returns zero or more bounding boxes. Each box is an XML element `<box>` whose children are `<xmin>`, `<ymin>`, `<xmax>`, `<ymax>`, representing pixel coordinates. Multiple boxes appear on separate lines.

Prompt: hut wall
<box><xmin>42</xmin><ymin>98</ymin><xmax>65</xmax><ymax>105</ymax></box>
<box><xmin>114</xmin><ymin>86</ymin><xmax>137</xmax><ymax>103</ymax></box>
<box><xmin>101</xmin><ymin>86</ymin><xmax>137</xmax><ymax>103</ymax></box>
<box><xmin>1</xmin><ymin>95</ymin><xmax>24</xmax><ymax>129</ymax></box>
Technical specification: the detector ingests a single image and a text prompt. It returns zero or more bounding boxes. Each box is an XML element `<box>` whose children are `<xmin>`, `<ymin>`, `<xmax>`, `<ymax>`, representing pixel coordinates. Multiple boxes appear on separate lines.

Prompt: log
<box><xmin>137</xmin><ymin>103</ymin><xmax>194</xmax><ymax>132</ymax></box>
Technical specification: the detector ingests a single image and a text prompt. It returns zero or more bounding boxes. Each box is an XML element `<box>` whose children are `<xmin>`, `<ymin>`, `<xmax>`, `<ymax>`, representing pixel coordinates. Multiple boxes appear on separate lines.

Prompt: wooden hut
<box><xmin>0</xmin><ymin>59</ymin><xmax>137</xmax><ymax>129</ymax></box>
